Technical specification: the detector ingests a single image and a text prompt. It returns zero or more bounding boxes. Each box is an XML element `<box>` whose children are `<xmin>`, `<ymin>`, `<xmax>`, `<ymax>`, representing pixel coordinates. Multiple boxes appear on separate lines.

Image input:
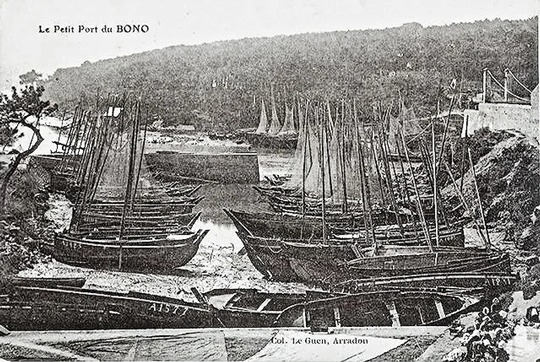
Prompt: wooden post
<box><xmin>325</xmin><ymin>102</ymin><xmax>334</xmax><ymax>199</ymax></box>
<box><xmin>504</xmin><ymin>69</ymin><xmax>509</xmax><ymax>102</ymax></box>
<box><xmin>118</xmin><ymin>100</ymin><xmax>141</xmax><ymax>269</ymax></box>
<box><xmin>301</xmin><ymin>101</ymin><xmax>310</xmax><ymax>239</ymax></box>
<box><xmin>377</xmin><ymin>119</ymin><xmax>404</xmax><ymax>233</ymax></box>
<box><xmin>436</xmin><ymin>94</ymin><xmax>456</xmax><ymax>174</ymax></box>
<box><xmin>482</xmin><ymin>68</ymin><xmax>488</xmax><ymax>103</ymax></box>
<box><xmin>395</xmin><ymin>133</ymin><xmax>421</xmax><ymax>243</ymax></box>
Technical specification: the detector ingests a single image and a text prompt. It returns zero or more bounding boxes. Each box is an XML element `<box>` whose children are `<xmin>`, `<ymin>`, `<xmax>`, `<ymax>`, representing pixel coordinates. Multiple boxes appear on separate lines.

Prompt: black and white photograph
<box><xmin>0</xmin><ymin>0</ymin><xmax>538</xmax><ymax>360</ymax></box>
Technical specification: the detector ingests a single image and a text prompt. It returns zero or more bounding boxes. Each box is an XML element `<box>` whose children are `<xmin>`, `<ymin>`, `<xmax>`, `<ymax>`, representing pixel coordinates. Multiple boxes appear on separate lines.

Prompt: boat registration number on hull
<box><xmin>148</xmin><ymin>302</ymin><xmax>186</xmax><ymax>315</ymax></box>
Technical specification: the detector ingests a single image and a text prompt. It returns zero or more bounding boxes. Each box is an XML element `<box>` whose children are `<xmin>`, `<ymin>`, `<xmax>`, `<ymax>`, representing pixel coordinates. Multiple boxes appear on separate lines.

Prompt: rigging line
<box><xmin>486</xmin><ymin>70</ymin><xmax>505</xmax><ymax>90</ymax></box>
<box><xmin>405</xmin><ymin>122</ymin><xmax>431</xmax><ymax>144</ymax></box>
<box><xmin>506</xmin><ymin>69</ymin><xmax>533</xmax><ymax>93</ymax></box>
<box><xmin>505</xmin><ymin>89</ymin><xmax>530</xmax><ymax>102</ymax></box>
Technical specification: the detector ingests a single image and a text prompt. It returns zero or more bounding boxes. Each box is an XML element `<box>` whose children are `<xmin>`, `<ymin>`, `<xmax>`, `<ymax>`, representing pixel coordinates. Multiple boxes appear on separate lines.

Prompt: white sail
<box><xmin>400</xmin><ymin>102</ymin><xmax>422</xmax><ymax>136</ymax></box>
<box><xmin>278</xmin><ymin>104</ymin><xmax>296</xmax><ymax>135</ymax></box>
<box><xmin>255</xmin><ymin>99</ymin><xmax>268</xmax><ymax>134</ymax></box>
<box><xmin>267</xmin><ymin>88</ymin><xmax>282</xmax><ymax>135</ymax></box>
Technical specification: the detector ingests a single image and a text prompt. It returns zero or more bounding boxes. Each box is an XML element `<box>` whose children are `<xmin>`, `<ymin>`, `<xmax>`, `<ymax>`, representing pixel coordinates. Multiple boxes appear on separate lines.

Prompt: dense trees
<box><xmin>42</xmin><ymin>18</ymin><xmax>538</xmax><ymax>130</ymax></box>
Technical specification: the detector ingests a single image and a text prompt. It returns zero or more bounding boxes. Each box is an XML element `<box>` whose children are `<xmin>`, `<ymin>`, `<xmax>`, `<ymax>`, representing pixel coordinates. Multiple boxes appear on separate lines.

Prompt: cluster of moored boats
<box><xmin>225</xmin><ymin>100</ymin><xmax>515</xmax><ymax>296</ymax></box>
<box><xmin>3</xmin><ymin>96</ymin><xmax>517</xmax><ymax>332</ymax></box>
<box><xmin>40</xmin><ymin>98</ymin><xmax>210</xmax><ymax>273</ymax></box>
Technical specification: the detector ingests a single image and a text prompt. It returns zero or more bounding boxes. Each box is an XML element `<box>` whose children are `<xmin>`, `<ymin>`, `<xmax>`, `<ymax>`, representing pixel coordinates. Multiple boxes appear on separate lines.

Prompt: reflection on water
<box><xmin>194</xmin><ymin>183</ymin><xmax>272</xmax><ymax>224</ymax></box>
<box><xmin>192</xmin><ymin>219</ymin><xmax>242</xmax><ymax>252</ymax></box>
<box><xmin>10</xmin><ymin>117</ymin><xmax>68</xmax><ymax>155</ymax></box>
<box><xmin>192</xmin><ymin>183</ymin><xmax>274</xmax><ymax>248</ymax></box>
<box><xmin>257</xmin><ymin>149</ymin><xmax>296</xmax><ymax>181</ymax></box>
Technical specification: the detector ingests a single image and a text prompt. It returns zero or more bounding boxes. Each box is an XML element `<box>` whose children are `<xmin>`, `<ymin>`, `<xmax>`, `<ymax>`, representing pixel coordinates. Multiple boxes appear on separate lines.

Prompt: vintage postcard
<box><xmin>0</xmin><ymin>0</ymin><xmax>538</xmax><ymax>361</ymax></box>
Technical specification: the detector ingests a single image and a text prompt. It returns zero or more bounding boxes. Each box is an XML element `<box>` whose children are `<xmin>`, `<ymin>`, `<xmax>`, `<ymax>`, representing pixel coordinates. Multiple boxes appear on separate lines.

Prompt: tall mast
<box><xmin>468</xmin><ymin>148</ymin><xmax>491</xmax><ymax>250</ymax></box>
<box><xmin>340</xmin><ymin>100</ymin><xmax>348</xmax><ymax>214</ymax></box>
<box><xmin>354</xmin><ymin>101</ymin><xmax>376</xmax><ymax>248</ymax></box>
<box><xmin>398</xmin><ymin>121</ymin><xmax>433</xmax><ymax>252</ymax></box>
<box><xmin>319</xmin><ymin>105</ymin><xmax>327</xmax><ymax>244</ymax></box>
<box><xmin>432</xmin><ymin>118</ymin><xmax>440</xmax><ymax>246</ymax></box>
<box><xmin>118</xmin><ymin>100</ymin><xmax>140</xmax><ymax>269</ymax></box>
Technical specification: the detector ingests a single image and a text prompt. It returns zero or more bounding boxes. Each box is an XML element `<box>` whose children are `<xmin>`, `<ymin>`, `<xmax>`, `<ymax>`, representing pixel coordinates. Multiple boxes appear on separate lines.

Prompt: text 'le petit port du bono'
<box><xmin>39</xmin><ymin>24</ymin><xmax>149</xmax><ymax>34</ymax></box>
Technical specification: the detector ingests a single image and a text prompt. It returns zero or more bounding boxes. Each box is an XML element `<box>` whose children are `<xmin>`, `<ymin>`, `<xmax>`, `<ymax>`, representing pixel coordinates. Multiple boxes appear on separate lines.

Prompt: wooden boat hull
<box><xmin>54</xmin><ymin>229</ymin><xmax>209</xmax><ymax>272</ymax></box>
<box><xmin>8</xmin><ymin>277</ymin><xmax>87</xmax><ymax>289</ymax></box>
<box><xmin>226</xmin><ymin>208</ymin><xmax>366</xmax><ymax>239</ymax></box>
<box><xmin>274</xmin><ymin>290</ymin><xmax>479</xmax><ymax>328</ymax></box>
<box><xmin>243</xmin><ymin>132</ymin><xmax>298</xmax><ymax>150</ymax></box>
<box><xmin>236</xmin><ymin>232</ymin><xmax>299</xmax><ymax>282</ymax></box>
<box><xmin>227</xmin><ymin>209</ymin><xmax>464</xmax><ymax>246</ymax></box>
<box><xmin>79</xmin><ymin>200</ymin><xmax>202</xmax><ymax>217</ymax></box>
<box><xmin>203</xmin><ymin>288</ymin><xmax>308</xmax><ymax>328</ymax></box>
<box><xmin>234</xmin><ymin>224</ymin><xmax>465</xmax><ymax>282</ymax></box>
<box><xmin>0</xmin><ymin>286</ymin><xmax>213</xmax><ymax>331</ymax></box>
<box><xmin>75</xmin><ymin>211</ymin><xmax>201</xmax><ymax>233</ymax></box>
<box><xmin>334</xmin><ymin>272</ymin><xmax>518</xmax><ymax>294</ymax></box>
<box><xmin>285</xmin><ymin>246</ymin><xmax>511</xmax><ymax>285</ymax></box>
<box><xmin>75</xmin><ymin>211</ymin><xmax>200</xmax><ymax>231</ymax></box>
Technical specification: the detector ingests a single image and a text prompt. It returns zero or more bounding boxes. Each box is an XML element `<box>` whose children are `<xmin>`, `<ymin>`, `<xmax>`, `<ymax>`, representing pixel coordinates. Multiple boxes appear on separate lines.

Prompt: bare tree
<box><xmin>0</xmin><ymin>85</ymin><xmax>57</xmax><ymax>216</ymax></box>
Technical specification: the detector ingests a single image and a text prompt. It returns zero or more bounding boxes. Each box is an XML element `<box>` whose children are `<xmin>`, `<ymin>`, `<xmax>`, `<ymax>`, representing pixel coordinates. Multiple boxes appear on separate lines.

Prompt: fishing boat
<box><xmin>7</xmin><ymin>276</ymin><xmax>87</xmax><ymax>289</ymax></box>
<box><xmin>225</xmin><ymin>208</ymin><xmax>464</xmax><ymax>245</ymax></box>
<box><xmin>202</xmin><ymin>288</ymin><xmax>311</xmax><ymax>328</ymax></box>
<box><xmin>274</xmin><ymin>290</ymin><xmax>480</xmax><ymax>328</ymax></box>
<box><xmin>235</xmin><ymin>228</ymin><xmax>469</xmax><ymax>283</ymax></box>
<box><xmin>0</xmin><ymin>284</ymin><xmax>214</xmax><ymax>331</ymax></box>
<box><xmin>75</xmin><ymin>208</ymin><xmax>200</xmax><ymax>230</ymax></box>
<box><xmin>285</xmin><ymin>244</ymin><xmax>511</xmax><ymax>285</ymax></box>
<box><xmin>242</xmin><ymin>89</ymin><xmax>299</xmax><ymax>150</ymax></box>
<box><xmin>236</xmin><ymin>231</ymin><xmax>299</xmax><ymax>282</ymax></box>
<box><xmin>333</xmin><ymin>272</ymin><xmax>518</xmax><ymax>294</ymax></box>
<box><xmin>54</xmin><ymin>229</ymin><xmax>209</xmax><ymax>271</ymax></box>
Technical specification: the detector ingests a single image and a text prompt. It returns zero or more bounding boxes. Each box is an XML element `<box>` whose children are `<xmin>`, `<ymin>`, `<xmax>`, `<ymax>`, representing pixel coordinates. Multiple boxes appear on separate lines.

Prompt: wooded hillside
<box><xmin>42</xmin><ymin>18</ymin><xmax>538</xmax><ymax>130</ymax></box>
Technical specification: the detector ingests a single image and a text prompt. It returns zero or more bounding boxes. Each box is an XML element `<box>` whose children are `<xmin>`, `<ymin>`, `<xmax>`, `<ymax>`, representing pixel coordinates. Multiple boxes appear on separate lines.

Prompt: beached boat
<box><xmin>285</xmin><ymin>244</ymin><xmax>511</xmax><ymax>285</ymax></box>
<box><xmin>203</xmin><ymin>288</ymin><xmax>311</xmax><ymax>327</ymax></box>
<box><xmin>78</xmin><ymin>209</ymin><xmax>199</xmax><ymax>225</ymax></box>
<box><xmin>333</xmin><ymin>272</ymin><xmax>518</xmax><ymax>294</ymax></box>
<box><xmin>7</xmin><ymin>276</ymin><xmax>87</xmax><ymax>289</ymax></box>
<box><xmin>236</xmin><ymin>231</ymin><xmax>299</xmax><ymax>282</ymax></box>
<box><xmin>0</xmin><ymin>284</ymin><xmax>213</xmax><ymax>331</ymax></box>
<box><xmin>274</xmin><ymin>290</ymin><xmax>480</xmax><ymax>328</ymax></box>
<box><xmin>226</xmin><ymin>208</ymin><xmax>464</xmax><ymax>245</ymax></box>
<box><xmin>235</xmin><ymin>229</ymin><xmax>469</xmax><ymax>283</ymax></box>
<box><xmin>51</xmin><ymin>98</ymin><xmax>209</xmax><ymax>274</ymax></box>
<box><xmin>55</xmin><ymin>227</ymin><xmax>208</xmax><ymax>272</ymax></box>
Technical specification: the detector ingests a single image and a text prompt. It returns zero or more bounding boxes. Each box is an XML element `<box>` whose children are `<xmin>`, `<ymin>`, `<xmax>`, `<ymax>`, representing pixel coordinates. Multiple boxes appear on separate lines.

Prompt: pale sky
<box><xmin>0</xmin><ymin>0</ymin><xmax>538</xmax><ymax>92</ymax></box>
